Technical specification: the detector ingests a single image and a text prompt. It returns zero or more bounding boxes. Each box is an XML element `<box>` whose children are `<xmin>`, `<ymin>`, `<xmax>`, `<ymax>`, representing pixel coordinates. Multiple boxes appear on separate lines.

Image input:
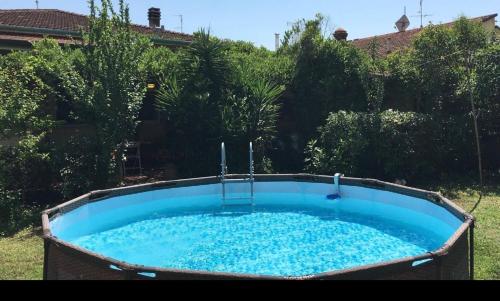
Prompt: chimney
<box><xmin>395</xmin><ymin>14</ymin><xmax>410</xmax><ymax>32</ymax></box>
<box><xmin>333</xmin><ymin>28</ymin><xmax>348</xmax><ymax>41</ymax></box>
<box><xmin>148</xmin><ymin>7</ymin><xmax>161</xmax><ymax>28</ymax></box>
<box><xmin>275</xmin><ymin>33</ymin><xmax>280</xmax><ymax>51</ymax></box>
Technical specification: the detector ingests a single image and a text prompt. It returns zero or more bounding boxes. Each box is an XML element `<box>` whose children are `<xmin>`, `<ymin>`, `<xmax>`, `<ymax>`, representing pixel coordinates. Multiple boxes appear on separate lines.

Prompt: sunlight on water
<box><xmin>71</xmin><ymin>205</ymin><xmax>442</xmax><ymax>277</ymax></box>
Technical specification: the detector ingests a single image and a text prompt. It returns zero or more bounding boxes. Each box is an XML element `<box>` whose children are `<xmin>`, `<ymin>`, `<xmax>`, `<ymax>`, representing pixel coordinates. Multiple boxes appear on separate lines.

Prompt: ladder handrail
<box><xmin>221</xmin><ymin>142</ymin><xmax>226</xmax><ymax>200</ymax></box>
<box><xmin>221</xmin><ymin>142</ymin><xmax>226</xmax><ymax>179</ymax></box>
<box><xmin>249</xmin><ymin>142</ymin><xmax>254</xmax><ymax>198</ymax></box>
<box><xmin>220</xmin><ymin>142</ymin><xmax>255</xmax><ymax>204</ymax></box>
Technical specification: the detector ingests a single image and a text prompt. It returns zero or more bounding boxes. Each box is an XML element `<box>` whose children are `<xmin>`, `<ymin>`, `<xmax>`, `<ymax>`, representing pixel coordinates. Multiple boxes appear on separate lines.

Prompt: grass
<box><xmin>0</xmin><ymin>185</ymin><xmax>498</xmax><ymax>280</ymax></box>
<box><xmin>433</xmin><ymin>184</ymin><xmax>500</xmax><ymax>280</ymax></box>
<box><xmin>0</xmin><ymin>227</ymin><xmax>44</xmax><ymax>280</ymax></box>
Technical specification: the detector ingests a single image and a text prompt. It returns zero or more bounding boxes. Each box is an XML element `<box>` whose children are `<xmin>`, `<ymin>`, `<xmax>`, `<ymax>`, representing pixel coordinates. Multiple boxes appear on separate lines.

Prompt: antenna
<box><xmin>35</xmin><ymin>0</ymin><xmax>39</xmax><ymax>9</ymax></box>
<box><xmin>411</xmin><ymin>0</ymin><xmax>433</xmax><ymax>28</ymax></box>
<box><xmin>170</xmin><ymin>14</ymin><xmax>183</xmax><ymax>33</ymax></box>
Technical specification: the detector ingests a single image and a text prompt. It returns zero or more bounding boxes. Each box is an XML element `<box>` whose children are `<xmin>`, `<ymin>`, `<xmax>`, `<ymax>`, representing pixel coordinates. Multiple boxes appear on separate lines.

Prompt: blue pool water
<box><xmin>51</xmin><ymin>183</ymin><xmax>462</xmax><ymax>277</ymax></box>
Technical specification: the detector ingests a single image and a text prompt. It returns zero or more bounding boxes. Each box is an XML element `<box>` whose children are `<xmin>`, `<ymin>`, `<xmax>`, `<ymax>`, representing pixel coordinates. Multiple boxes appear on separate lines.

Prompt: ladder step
<box><xmin>222</xmin><ymin>203</ymin><xmax>254</xmax><ymax>207</ymax></box>
<box><xmin>220</xmin><ymin>142</ymin><xmax>254</xmax><ymax>206</ymax></box>
<box><xmin>221</xmin><ymin>178</ymin><xmax>253</xmax><ymax>184</ymax></box>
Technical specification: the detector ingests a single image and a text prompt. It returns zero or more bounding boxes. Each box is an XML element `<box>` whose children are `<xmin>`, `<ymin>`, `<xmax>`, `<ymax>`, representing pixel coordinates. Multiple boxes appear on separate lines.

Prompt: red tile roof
<box><xmin>351</xmin><ymin>14</ymin><xmax>497</xmax><ymax>57</ymax></box>
<box><xmin>0</xmin><ymin>32</ymin><xmax>77</xmax><ymax>45</ymax></box>
<box><xmin>0</xmin><ymin>9</ymin><xmax>193</xmax><ymax>42</ymax></box>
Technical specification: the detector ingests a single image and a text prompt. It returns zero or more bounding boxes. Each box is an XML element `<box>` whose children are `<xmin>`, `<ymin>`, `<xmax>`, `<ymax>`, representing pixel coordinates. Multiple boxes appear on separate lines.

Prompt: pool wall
<box><xmin>41</xmin><ymin>174</ymin><xmax>474</xmax><ymax>280</ymax></box>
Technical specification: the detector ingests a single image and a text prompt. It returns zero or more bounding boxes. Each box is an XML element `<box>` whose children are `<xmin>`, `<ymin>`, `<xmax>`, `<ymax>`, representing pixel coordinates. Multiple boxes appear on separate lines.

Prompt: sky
<box><xmin>1</xmin><ymin>0</ymin><xmax>498</xmax><ymax>49</ymax></box>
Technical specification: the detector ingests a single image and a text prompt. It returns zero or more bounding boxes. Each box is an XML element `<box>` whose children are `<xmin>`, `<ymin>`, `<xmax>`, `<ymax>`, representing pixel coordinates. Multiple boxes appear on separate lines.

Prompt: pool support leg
<box><xmin>43</xmin><ymin>238</ymin><xmax>50</xmax><ymax>280</ymax></box>
<box><xmin>470</xmin><ymin>219</ymin><xmax>475</xmax><ymax>280</ymax></box>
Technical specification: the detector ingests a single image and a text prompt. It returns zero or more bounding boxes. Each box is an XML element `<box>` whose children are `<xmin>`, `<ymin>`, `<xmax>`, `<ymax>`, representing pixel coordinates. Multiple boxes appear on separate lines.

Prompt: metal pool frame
<box><xmin>41</xmin><ymin>174</ymin><xmax>474</xmax><ymax>280</ymax></box>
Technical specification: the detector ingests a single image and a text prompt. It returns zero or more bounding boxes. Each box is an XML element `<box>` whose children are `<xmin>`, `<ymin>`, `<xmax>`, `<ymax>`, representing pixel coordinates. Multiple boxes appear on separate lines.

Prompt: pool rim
<box><xmin>41</xmin><ymin>174</ymin><xmax>475</xmax><ymax>280</ymax></box>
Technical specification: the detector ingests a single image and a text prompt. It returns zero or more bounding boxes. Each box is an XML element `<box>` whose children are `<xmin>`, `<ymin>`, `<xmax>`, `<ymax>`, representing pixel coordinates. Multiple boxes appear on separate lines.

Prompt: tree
<box><xmin>156</xmin><ymin>30</ymin><xmax>285</xmax><ymax>176</ymax></box>
<box><xmin>474</xmin><ymin>43</ymin><xmax>500</xmax><ymax>179</ymax></box>
<box><xmin>279</xmin><ymin>15</ymin><xmax>380</xmax><ymax>169</ymax></box>
<box><xmin>453</xmin><ymin>17</ymin><xmax>490</xmax><ymax>187</ymax></box>
<box><xmin>225</xmin><ymin>39</ymin><xmax>293</xmax><ymax>88</ymax></box>
<box><xmin>155</xmin><ymin>29</ymin><xmax>230</xmax><ymax>176</ymax></box>
<box><xmin>75</xmin><ymin>0</ymin><xmax>151</xmax><ymax>188</ymax></box>
<box><xmin>223</xmin><ymin>80</ymin><xmax>284</xmax><ymax>172</ymax></box>
<box><xmin>0</xmin><ymin>51</ymin><xmax>54</xmax><ymax>234</ymax></box>
<box><xmin>223</xmin><ymin>40</ymin><xmax>290</xmax><ymax>172</ymax></box>
<box><xmin>384</xmin><ymin>17</ymin><xmax>496</xmax><ymax>181</ymax></box>
<box><xmin>139</xmin><ymin>46</ymin><xmax>179</xmax><ymax>85</ymax></box>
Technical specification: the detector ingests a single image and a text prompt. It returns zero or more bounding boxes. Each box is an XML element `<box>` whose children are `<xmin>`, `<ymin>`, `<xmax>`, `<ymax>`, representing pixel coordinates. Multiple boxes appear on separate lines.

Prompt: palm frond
<box><xmin>155</xmin><ymin>76</ymin><xmax>181</xmax><ymax>112</ymax></box>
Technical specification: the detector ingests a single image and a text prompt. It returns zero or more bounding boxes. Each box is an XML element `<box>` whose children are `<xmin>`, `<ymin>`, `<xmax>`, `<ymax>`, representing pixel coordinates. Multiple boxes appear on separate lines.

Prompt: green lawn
<box><xmin>433</xmin><ymin>184</ymin><xmax>500</xmax><ymax>280</ymax></box>
<box><xmin>0</xmin><ymin>227</ymin><xmax>44</xmax><ymax>280</ymax></box>
<box><xmin>0</xmin><ymin>185</ymin><xmax>498</xmax><ymax>280</ymax></box>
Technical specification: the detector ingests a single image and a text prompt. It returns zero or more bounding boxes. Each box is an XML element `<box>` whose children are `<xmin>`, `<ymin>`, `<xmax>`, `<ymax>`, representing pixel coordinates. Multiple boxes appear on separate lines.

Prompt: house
<box><xmin>332</xmin><ymin>13</ymin><xmax>498</xmax><ymax>57</ymax></box>
<box><xmin>0</xmin><ymin>8</ymin><xmax>193</xmax><ymax>53</ymax></box>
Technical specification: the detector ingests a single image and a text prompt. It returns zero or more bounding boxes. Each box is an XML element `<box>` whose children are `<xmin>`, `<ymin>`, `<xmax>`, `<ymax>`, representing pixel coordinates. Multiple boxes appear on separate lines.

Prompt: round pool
<box><xmin>42</xmin><ymin>175</ymin><xmax>474</xmax><ymax>280</ymax></box>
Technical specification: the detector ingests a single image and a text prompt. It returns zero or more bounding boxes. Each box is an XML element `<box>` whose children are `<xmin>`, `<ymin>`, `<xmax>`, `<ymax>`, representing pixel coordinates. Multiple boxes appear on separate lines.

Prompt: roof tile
<box><xmin>0</xmin><ymin>9</ymin><xmax>193</xmax><ymax>41</ymax></box>
<box><xmin>351</xmin><ymin>14</ymin><xmax>497</xmax><ymax>57</ymax></box>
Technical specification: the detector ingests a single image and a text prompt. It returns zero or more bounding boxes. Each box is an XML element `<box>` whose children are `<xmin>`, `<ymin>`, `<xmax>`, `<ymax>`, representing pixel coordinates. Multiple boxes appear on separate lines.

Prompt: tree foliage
<box><xmin>73</xmin><ymin>0</ymin><xmax>150</xmax><ymax>188</ymax></box>
<box><xmin>0</xmin><ymin>49</ymin><xmax>54</xmax><ymax>234</ymax></box>
<box><xmin>156</xmin><ymin>30</ymin><xmax>285</xmax><ymax>176</ymax></box>
<box><xmin>274</xmin><ymin>14</ymin><xmax>386</xmax><ymax>171</ymax></box>
<box><xmin>384</xmin><ymin>17</ymin><xmax>499</xmax><ymax>179</ymax></box>
<box><xmin>305</xmin><ymin>110</ymin><xmax>438</xmax><ymax>183</ymax></box>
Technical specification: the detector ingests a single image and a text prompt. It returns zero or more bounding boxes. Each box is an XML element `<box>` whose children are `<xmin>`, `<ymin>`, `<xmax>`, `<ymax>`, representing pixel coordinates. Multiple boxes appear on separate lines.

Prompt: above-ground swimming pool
<box><xmin>42</xmin><ymin>174</ymin><xmax>474</xmax><ymax>280</ymax></box>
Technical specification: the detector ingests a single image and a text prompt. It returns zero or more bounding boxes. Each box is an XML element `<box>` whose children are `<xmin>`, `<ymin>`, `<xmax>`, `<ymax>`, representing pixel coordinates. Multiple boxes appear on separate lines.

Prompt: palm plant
<box><xmin>220</xmin><ymin>80</ymin><xmax>284</xmax><ymax>173</ymax></box>
<box><xmin>156</xmin><ymin>29</ymin><xmax>232</xmax><ymax>176</ymax></box>
<box><xmin>244</xmin><ymin>80</ymin><xmax>284</xmax><ymax>149</ymax></box>
<box><xmin>156</xmin><ymin>29</ymin><xmax>284</xmax><ymax>176</ymax></box>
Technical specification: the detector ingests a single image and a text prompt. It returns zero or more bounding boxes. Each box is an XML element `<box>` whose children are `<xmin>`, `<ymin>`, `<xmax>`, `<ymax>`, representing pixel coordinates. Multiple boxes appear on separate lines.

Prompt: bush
<box><xmin>0</xmin><ymin>189</ymin><xmax>42</xmax><ymax>236</ymax></box>
<box><xmin>0</xmin><ymin>189</ymin><xmax>23</xmax><ymax>236</ymax></box>
<box><xmin>226</xmin><ymin>40</ymin><xmax>293</xmax><ymax>87</ymax></box>
<box><xmin>53</xmin><ymin>136</ymin><xmax>100</xmax><ymax>199</ymax></box>
<box><xmin>305</xmin><ymin>110</ymin><xmax>438</xmax><ymax>183</ymax></box>
<box><xmin>0</xmin><ymin>138</ymin><xmax>54</xmax><ymax>195</ymax></box>
<box><xmin>305</xmin><ymin>111</ymin><xmax>372</xmax><ymax>176</ymax></box>
<box><xmin>377</xmin><ymin>110</ymin><xmax>438</xmax><ymax>181</ymax></box>
<box><xmin>0</xmin><ymin>45</ymin><xmax>56</xmax><ymax>235</ymax></box>
<box><xmin>156</xmin><ymin>30</ymin><xmax>284</xmax><ymax>177</ymax></box>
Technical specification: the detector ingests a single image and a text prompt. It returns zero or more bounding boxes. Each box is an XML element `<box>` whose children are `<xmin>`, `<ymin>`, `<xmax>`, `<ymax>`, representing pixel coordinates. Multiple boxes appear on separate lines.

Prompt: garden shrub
<box><xmin>304</xmin><ymin>111</ymin><xmax>373</xmax><ymax>176</ymax></box>
<box><xmin>54</xmin><ymin>136</ymin><xmax>100</xmax><ymax>199</ymax></box>
<box><xmin>0</xmin><ymin>189</ymin><xmax>22</xmax><ymax>236</ymax></box>
<box><xmin>376</xmin><ymin>110</ymin><xmax>438</xmax><ymax>181</ymax></box>
<box><xmin>0</xmin><ymin>188</ymin><xmax>44</xmax><ymax>236</ymax></box>
<box><xmin>156</xmin><ymin>30</ymin><xmax>285</xmax><ymax>177</ymax></box>
<box><xmin>226</xmin><ymin>40</ymin><xmax>293</xmax><ymax>87</ymax></box>
<box><xmin>305</xmin><ymin>110</ymin><xmax>439</xmax><ymax>183</ymax></box>
<box><xmin>0</xmin><ymin>49</ymin><xmax>55</xmax><ymax>235</ymax></box>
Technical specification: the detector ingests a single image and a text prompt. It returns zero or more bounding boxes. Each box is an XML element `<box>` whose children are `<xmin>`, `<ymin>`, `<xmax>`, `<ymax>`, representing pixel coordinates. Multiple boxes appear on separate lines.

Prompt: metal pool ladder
<box><xmin>220</xmin><ymin>142</ymin><xmax>254</xmax><ymax>206</ymax></box>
